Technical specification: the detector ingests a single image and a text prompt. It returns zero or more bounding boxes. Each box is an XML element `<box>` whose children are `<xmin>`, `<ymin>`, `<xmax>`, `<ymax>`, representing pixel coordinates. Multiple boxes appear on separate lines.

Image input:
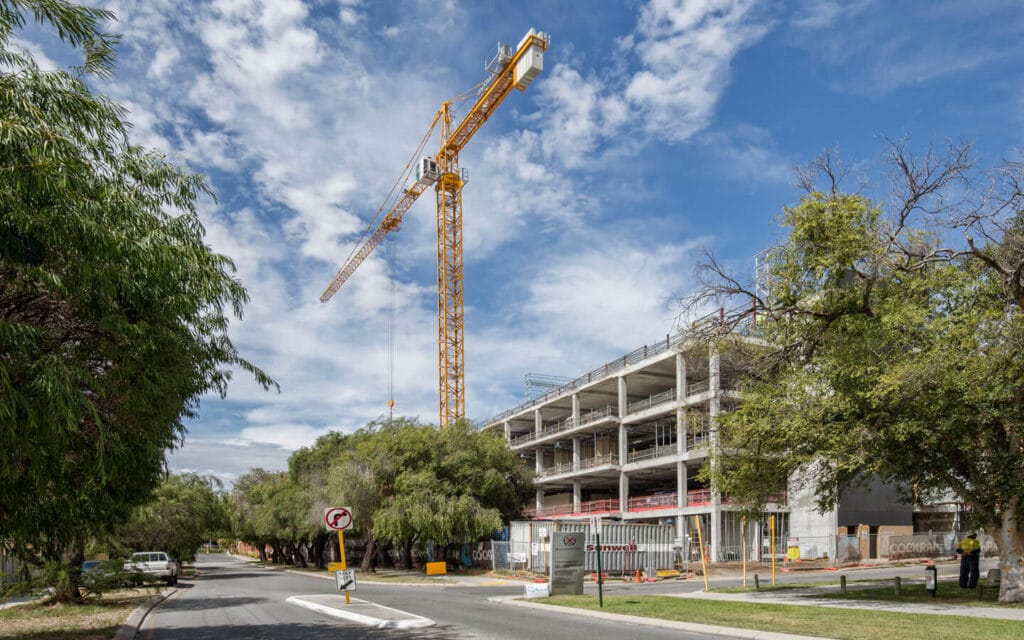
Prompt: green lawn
<box><xmin>543</xmin><ymin>595</ymin><xmax>1023</xmax><ymax>640</ymax></box>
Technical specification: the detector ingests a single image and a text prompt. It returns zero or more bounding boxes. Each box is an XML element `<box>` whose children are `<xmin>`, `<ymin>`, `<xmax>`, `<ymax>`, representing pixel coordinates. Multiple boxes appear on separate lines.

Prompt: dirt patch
<box><xmin>0</xmin><ymin>593</ymin><xmax>150</xmax><ymax>640</ymax></box>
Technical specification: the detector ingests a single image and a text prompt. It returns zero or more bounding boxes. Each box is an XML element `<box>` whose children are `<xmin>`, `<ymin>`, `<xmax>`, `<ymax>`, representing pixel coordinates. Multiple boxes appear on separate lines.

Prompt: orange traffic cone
<box><xmin>634</xmin><ymin>568</ymin><xmax>642</xmax><ymax>583</ymax></box>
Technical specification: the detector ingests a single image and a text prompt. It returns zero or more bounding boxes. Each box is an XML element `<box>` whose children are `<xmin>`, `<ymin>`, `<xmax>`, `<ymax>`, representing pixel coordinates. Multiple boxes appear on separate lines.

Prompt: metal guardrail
<box><xmin>509</xmin><ymin>405</ymin><xmax>618</xmax><ymax>448</ymax></box>
<box><xmin>687</xmin><ymin>489</ymin><xmax>712</xmax><ymax>506</ymax></box>
<box><xmin>687</xmin><ymin>431</ymin><xmax>710</xmax><ymax>451</ymax></box>
<box><xmin>579</xmin><ymin>453</ymin><xmax>618</xmax><ymax>470</ymax></box>
<box><xmin>626</xmin><ymin>388</ymin><xmax>676</xmax><ymax>414</ymax></box>
<box><xmin>627</xmin><ymin>443</ymin><xmax>677</xmax><ymax>463</ymax></box>
<box><xmin>627</xmin><ymin>493</ymin><xmax>677</xmax><ymax>511</ymax></box>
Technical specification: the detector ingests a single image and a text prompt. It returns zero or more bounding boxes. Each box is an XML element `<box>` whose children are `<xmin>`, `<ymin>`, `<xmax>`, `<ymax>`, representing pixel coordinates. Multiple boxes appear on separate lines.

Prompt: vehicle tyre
<box><xmin>166</xmin><ymin>575</ymin><xmax>175</xmax><ymax>586</ymax></box>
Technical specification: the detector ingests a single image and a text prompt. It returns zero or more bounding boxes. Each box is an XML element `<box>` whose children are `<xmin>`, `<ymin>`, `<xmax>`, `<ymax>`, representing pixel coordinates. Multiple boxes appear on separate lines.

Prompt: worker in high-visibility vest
<box><xmin>955</xmin><ymin>532</ymin><xmax>981</xmax><ymax>588</ymax></box>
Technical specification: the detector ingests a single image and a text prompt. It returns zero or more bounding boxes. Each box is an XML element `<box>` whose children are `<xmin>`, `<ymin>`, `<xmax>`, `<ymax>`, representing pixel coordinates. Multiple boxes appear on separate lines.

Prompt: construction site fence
<box><xmin>747</xmin><ymin>532</ymin><xmax>1002</xmax><ymax>567</ymax></box>
<box><xmin>508</xmin><ymin>520</ymin><xmax>676</xmax><ymax>575</ymax></box>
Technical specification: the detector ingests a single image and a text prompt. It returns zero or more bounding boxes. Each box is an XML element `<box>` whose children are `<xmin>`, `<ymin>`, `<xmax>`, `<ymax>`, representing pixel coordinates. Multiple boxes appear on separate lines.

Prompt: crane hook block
<box><xmin>416</xmin><ymin>157</ymin><xmax>440</xmax><ymax>186</ymax></box>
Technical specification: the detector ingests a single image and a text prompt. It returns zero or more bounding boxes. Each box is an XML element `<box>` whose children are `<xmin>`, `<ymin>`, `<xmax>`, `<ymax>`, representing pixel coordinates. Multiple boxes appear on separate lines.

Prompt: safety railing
<box><xmin>687</xmin><ymin>489</ymin><xmax>712</xmax><ymax>506</ymax></box>
<box><xmin>626</xmin><ymin>388</ymin><xmax>676</xmax><ymax>415</ymax></box>
<box><xmin>627</xmin><ymin>442</ymin><xmax>678</xmax><ymax>463</ymax></box>
<box><xmin>538</xmin><ymin>461</ymin><xmax>574</xmax><ymax>477</ymax></box>
<box><xmin>686</xmin><ymin>379</ymin><xmax>710</xmax><ymax>395</ymax></box>
<box><xmin>626</xmin><ymin>492</ymin><xmax>678</xmax><ymax>512</ymax></box>
<box><xmin>575</xmin><ymin>498</ymin><xmax>620</xmax><ymax>514</ymax></box>
<box><xmin>687</xmin><ymin>431</ymin><xmax>710</xmax><ymax>451</ymax></box>
<box><xmin>578</xmin><ymin>453</ymin><xmax>618</xmax><ymax>470</ymax></box>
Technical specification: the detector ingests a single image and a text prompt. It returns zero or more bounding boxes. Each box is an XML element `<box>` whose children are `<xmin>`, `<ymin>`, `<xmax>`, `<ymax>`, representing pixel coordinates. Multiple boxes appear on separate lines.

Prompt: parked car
<box><xmin>80</xmin><ymin>559</ymin><xmax>129</xmax><ymax>592</ymax></box>
<box><xmin>123</xmin><ymin>551</ymin><xmax>179</xmax><ymax>586</ymax></box>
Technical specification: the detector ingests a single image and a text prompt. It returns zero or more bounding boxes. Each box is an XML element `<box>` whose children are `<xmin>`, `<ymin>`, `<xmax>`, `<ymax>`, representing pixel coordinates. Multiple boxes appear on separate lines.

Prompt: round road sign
<box><xmin>324</xmin><ymin>506</ymin><xmax>353</xmax><ymax>531</ymax></box>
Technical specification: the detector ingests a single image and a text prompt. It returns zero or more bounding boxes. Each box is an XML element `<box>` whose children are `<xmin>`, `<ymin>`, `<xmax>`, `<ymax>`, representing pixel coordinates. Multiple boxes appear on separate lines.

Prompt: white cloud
<box><xmin>790</xmin><ymin>0</ymin><xmax>871</xmax><ymax>31</ymax></box>
<box><xmin>625</xmin><ymin>0</ymin><xmax>772</xmax><ymax>142</ymax></box>
<box><xmin>238</xmin><ymin>424</ymin><xmax>332</xmax><ymax>450</ymax></box>
<box><xmin>697</xmin><ymin>124</ymin><xmax>794</xmax><ymax>185</ymax></box>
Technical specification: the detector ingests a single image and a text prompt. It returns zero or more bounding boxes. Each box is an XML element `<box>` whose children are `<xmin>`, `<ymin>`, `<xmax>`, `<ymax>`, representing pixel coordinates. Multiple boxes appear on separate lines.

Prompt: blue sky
<box><xmin>20</xmin><ymin>0</ymin><xmax>1024</xmax><ymax>485</ymax></box>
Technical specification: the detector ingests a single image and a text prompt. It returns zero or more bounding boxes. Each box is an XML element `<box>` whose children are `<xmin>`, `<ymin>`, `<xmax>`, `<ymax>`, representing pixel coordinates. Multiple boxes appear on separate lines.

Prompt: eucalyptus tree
<box><xmin>117</xmin><ymin>473</ymin><xmax>228</xmax><ymax>562</ymax></box>
<box><xmin>685</xmin><ymin>143</ymin><xmax>1024</xmax><ymax>602</ymax></box>
<box><xmin>288</xmin><ymin>431</ymin><xmax>348</xmax><ymax>568</ymax></box>
<box><xmin>0</xmin><ymin>1</ymin><xmax>274</xmax><ymax>599</ymax></box>
<box><xmin>327</xmin><ymin>418</ymin><xmax>533</xmax><ymax>570</ymax></box>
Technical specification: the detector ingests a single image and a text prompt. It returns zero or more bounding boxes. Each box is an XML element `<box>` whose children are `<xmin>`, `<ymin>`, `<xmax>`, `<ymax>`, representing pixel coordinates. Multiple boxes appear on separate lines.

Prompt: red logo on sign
<box><xmin>563</xmin><ymin>535</ymin><xmax>576</xmax><ymax>546</ymax></box>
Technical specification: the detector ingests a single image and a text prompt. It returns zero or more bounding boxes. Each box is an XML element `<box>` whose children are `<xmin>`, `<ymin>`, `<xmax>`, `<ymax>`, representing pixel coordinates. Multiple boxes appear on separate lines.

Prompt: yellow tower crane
<box><xmin>320</xmin><ymin>28</ymin><xmax>549</xmax><ymax>427</ymax></box>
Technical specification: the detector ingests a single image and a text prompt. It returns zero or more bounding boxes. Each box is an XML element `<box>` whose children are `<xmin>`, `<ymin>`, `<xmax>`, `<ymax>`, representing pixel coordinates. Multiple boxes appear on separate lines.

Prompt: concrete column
<box><xmin>534</xmin><ymin>408</ymin><xmax>543</xmax><ymax>437</ymax></box>
<box><xmin>677</xmin><ymin>461</ymin><xmax>687</xmax><ymax>509</ymax></box>
<box><xmin>573</xmin><ymin>480</ymin><xmax>581</xmax><ymax>513</ymax></box>
<box><xmin>572</xmin><ymin>393</ymin><xmax>580</xmax><ymax>424</ymax></box>
<box><xmin>618</xmin><ymin>423</ymin><xmax>628</xmax><ymax>466</ymax></box>
<box><xmin>676</xmin><ymin>352</ymin><xmax>687</xmax><ymax>403</ymax></box>
<box><xmin>535</xmin><ymin>448</ymin><xmax>543</xmax><ymax>475</ymax></box>
<box><xmin>708</xmin><ymin>346</ymin><xmax>722</xmax><ymax>562</ymax></box>
<box><xmin>619</xmin><ymin>472</ymin><xmax>630</xmax><ymax>513</ymax></box>
<box><xmin>572</xmin><ymin>437</ymin><xmax>580</xmax><ymax>471</ymax></box>
<box><xmin>677</xmin><ymin>461</ymin><xmax>688</xmax><ymax>539</ymax></box>
<box><xmin>677</xmin><ymin>407</ymin><xmax>685</xmax><ymax>456</ymax></box>
<box><xmin>617</xmin><ymin>376</ymin><xmax>627</xmax><ymax>418</ymax></box>
<box><xmin>504</xmin><ymin>420</ymin><xmax>511</xmax><ymax>443</ymax></box>
<box><xmin>536</xmin><ymin>487</ymin><xmax>543</xmax><ymax>510</ymax></box>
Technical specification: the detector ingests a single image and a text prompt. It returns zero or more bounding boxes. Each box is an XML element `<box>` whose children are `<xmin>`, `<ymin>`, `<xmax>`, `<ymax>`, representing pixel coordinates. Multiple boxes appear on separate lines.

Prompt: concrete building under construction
<box><xmin>482</xmin><ymin>311</ymin><xmax>920</xmax><ymax>566</ymax></box>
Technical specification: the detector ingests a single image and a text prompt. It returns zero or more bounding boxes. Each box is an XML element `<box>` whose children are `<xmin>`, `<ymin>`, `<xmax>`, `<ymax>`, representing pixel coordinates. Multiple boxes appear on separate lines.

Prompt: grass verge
<box><xmin>543</xmin><ymin>595</ymin><xmax>1023</xmax><ymax>640</ymax></box>
<box><xmin>0</xmin><ymin>591</ymin><xmax>151</xmax><ymax>640</ymax></box>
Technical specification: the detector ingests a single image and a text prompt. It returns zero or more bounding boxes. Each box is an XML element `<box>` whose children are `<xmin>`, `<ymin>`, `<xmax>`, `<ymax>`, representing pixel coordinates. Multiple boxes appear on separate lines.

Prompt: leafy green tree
<box><xmin>686</xmin><ymin>145</ymin><xmax>1024</xmax><ymax>602</ymax></box>
<box><xmin>117</xmin><ymin>473</ymin><xmax>228</xmax><ymax>562</ymax></box>
<box><xmin>327</xmin><ymin>418</ymin><xmax>533</xmax><ymax>570</ymax></box>
<box><xmin>288</xmin><ymin>431</ymin><xmax>349</xmax><ymax>568</ymax></box>
<box><xmin>0</xmin><ymin>1</ymin><xmax>274</xmax><ymax>599</ymax></box>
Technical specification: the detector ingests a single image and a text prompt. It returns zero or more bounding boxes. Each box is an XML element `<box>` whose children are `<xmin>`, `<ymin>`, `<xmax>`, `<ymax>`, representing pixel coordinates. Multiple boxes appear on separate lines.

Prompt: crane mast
<box><xmin>321</xmin><ymin>29</ymin><xmax>549</xmax><ymax>427</ymax></box>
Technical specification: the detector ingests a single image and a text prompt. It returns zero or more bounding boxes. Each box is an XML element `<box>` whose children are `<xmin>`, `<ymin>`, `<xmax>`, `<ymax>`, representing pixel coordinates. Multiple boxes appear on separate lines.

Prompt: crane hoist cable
<box><xmin>386</xmin><ymin>232</ymin><xmax>395</xmax><ymax>426</ymax></box>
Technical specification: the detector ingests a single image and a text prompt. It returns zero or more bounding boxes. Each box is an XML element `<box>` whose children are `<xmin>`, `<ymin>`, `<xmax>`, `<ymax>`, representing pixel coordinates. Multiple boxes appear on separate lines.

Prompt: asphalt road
<box><xmin>138</xmin><ymin>554</ymin><xmax>723</xmax><ymax>639</ymax></box>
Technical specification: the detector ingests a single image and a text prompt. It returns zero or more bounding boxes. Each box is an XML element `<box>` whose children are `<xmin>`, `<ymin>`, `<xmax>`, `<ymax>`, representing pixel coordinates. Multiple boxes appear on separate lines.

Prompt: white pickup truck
<box><xmin>124</xmin><ymin>551</ymin><xmax>179</xmax><ymax>586</ymax></box>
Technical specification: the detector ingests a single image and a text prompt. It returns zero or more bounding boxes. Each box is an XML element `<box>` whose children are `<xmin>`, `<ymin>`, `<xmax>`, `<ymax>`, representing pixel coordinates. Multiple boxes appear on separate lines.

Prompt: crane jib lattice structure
<box><xmin>320</xmin><ymin>29</ymin><xmax>549</xmax><ymax>427</ymax></box>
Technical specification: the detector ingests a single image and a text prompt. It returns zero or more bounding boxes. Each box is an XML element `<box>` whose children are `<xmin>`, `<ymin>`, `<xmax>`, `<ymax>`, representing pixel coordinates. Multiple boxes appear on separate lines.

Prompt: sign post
<box><xmin>325</xmin><ymin>506</ymin><xmax>354</xmax><ymax>605</ymax></box>
<box><xmin>590</xmin><ymin>516</ymin><xmax>603</xmax><ymax>608</ymax></box>
<box><xmin>694</xmin><ymin>515</ymin><xmax>709</xmax><ymax>592</ymax></box>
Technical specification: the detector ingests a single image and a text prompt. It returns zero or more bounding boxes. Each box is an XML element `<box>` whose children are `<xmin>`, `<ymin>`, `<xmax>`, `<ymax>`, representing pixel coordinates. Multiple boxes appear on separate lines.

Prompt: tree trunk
<box><xmin>312</xmin><ymin>532</ymin><xmax>328</xmax><ymax>569</ymax></box>
<box><xmin>271</xmin><ymin>542</ymin><xmax>284</xmax><ymax>564</ymax></box>
<box><xmin>998</xmin><ymin>503</ymin><xmax>1024</xmax><ymax>603</ymax></box>
<box><xmin>257</xmin><ymin>544</ymin><xmax>268</xmax><ymax>563</ymax></box>
<box><xmin>402</xmin><ymin>539</ymin><xmax>414</xmax><ymax>570</ymax></box>
<box><xmin>361</xmin><ymin>538</ymin><xmax>377</xmax><ymax>572</ymax></box>
<box><xmin>53</xmin><ymin>546</ymin><xmax>84</xmax><ymax>603</ymax></box>
<box><xmin>295</xmin><ymin>543</ymin><xmax>308</xmax><ymax>568</ymax></box>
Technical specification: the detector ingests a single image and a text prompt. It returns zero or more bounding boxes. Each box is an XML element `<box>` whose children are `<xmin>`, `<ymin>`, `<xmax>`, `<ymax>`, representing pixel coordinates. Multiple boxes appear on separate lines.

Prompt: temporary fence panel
<box><xmin>491</xmin><ymin>541</ymin><xmax>510</xmax><ymax>571</ymax></box>
<box><xmin>536</xmin><ymin>520</ymin><xmax>676</xmax><ymax>574</ymax></box>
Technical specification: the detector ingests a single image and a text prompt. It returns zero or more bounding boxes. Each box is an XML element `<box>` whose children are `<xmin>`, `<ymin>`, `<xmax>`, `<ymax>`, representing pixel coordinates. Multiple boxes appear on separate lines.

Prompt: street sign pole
<box><xmin>325</xmin><ymin>506</ymin><xmax>354</xmax><ymax>605</ymax></box>
<box><xmin>338</xmin><ymin>529</ymin><xmax>349</xmax><ymax>604</ymax></box>
<box><xmin>591</xmin><ymin>516</ymin><xmax>603</xmax><ymax>608</ymax></box>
